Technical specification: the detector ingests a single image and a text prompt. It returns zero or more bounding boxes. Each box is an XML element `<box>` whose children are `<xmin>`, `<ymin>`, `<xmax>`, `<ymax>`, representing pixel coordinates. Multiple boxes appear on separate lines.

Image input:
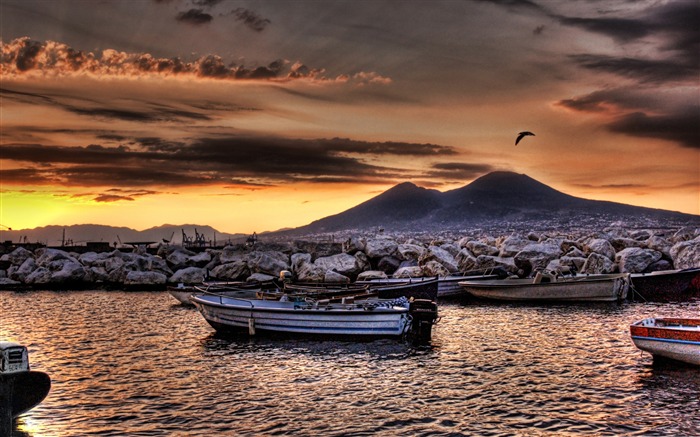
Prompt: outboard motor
<box><xmin>408</xmin><ymin>299</ymin><xmax>439</xmax><ymax>344</ymax></box>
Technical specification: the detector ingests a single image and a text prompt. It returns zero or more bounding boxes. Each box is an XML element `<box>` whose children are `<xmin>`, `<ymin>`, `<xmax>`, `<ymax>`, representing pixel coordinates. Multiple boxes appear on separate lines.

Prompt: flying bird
<box><xmin>515</xmin><ymin>131</ymin><xmax>535</xmax><ymax>145</ymax></box>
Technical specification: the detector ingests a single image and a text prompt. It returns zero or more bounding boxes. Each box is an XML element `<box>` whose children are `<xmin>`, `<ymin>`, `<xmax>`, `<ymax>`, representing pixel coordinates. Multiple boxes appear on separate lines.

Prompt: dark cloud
<box><xmin>428</xmin><ymin>162</ymin><xmax>495</xmax><ymax>179</ymax></box>
<box><xmin>93</xmin><ymin>194</ymin><xmax>135</xmax><ymax>203</ymax></box>
<box><xmin>548</xmin><ymin>2</ymin><xmax>699</xmax><ymax>150</ymax></box>
<box><xmin>0</xmin><ymin>136</ymin><xmax>459</xmax><ymax>194</ymax></box>
<box><xmin>607</xmin><ymin>108</ymin><xmax>700</xmax><ymax>150</ymax></box>
<box><xmin>193</xmin><ymin>0</ymin><xmax>224</xmax><ymax>7</ymax></box>
<box><xmin>1</xmin><ymin>86</ymin><xmax>211</xmax><ymax>123</ymax></box>
<box><xmin>569</xmin><ymin>54</ymin><xmax>697</xmax><ymax>84</ymax></box>
<box><xmin>557</xmin><ymin>89</ymin><xmax>699</xmax><ymax>149</ymax></box>
<box><xmin>176</xmin><ymin>9</ymin><xmax>213</xmax><ymax>25</ymax></box>
<box><xmin>227</xmin><ymin>8</ymin><xmax>271</xmax><ymax>32</ymax></box>
<box><xmin>556</xmin><ymin>16</ymin><xmax>649</xmax><ymax>42</ymax></box>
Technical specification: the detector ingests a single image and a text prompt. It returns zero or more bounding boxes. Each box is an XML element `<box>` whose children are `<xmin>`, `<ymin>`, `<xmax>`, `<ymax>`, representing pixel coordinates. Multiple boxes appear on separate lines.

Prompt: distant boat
<box><xmin>0</xmin><ymin>341</ymin><xmax>51</xmax><ymax>422</ymax></box>
<box><xmin>630</xmin><ymin>318</ymin><xmax>700</xmax><ymax>366</ymax></box>
<box><xmin>190</xmin><ymin>294</ymin><xmax>438</xmax><ymax>341</ymax></box>
<box><xmin>360</xmin><ymin>276</ymin><xmax>439</xmax><ymax>301</ymax></box>
<box><xmin>459</xmin><ymin>273</ymin><xmax>629</xmax><ymax>302</ymax></box>
<box><xmin>629</xmin><ymin>268</ymin><xmax>700</xmax><ymax>302</ymax></box>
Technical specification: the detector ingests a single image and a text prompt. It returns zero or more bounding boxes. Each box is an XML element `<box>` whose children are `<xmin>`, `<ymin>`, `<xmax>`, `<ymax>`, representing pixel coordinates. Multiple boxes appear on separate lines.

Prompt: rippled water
<box><xmin>2</xmin><ymin>290</ymin><xmax>699</xmax><ymax>436</ymax></box>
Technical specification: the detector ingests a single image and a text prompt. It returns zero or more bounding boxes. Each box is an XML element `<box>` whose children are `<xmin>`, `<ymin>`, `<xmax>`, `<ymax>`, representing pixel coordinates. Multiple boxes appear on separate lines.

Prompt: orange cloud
<box><xmin>0</xmin><ymin>37</ymin><xmax>391</xmax><ymax>85</ymax></box>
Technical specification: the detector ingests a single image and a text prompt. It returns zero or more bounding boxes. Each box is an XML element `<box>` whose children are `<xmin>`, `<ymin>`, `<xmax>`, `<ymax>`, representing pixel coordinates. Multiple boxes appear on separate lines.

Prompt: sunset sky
<box><xmin>1</xmin><ymin>0</ymin><xmax>698</xmax><ymax>235</ymax></box>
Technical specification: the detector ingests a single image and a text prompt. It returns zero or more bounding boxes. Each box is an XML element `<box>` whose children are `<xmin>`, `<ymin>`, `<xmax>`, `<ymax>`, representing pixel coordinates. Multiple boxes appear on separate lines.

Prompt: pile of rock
<box><xmin>1</xmin><ymin>226</ymin><xmax>698</xmax><ymax>289</ymax></box>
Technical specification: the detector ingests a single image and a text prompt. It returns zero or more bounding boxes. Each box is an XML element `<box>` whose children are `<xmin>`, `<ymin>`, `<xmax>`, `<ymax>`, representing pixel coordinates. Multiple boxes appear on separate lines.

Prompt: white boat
<box><xmin>458</xmin><ymin>272</ymin><xmax>630</xmax><ymax>302</ymax></box>
<box><xmin>190</xmin><ymin>294</ymin><xmax>438</xmax><ymax>340</ymax></box>
<box><xmin>630</xmin><ymin>318</ymin><xmax>700</xmax><ymax>366</ymax></box>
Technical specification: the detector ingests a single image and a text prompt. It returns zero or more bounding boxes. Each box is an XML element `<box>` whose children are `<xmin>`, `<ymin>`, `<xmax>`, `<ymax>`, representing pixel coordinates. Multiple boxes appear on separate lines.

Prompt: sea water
<box><xmin>2</xmin><ymin>291</ymin><xmax>699</xmax><ymax>436</ymax></box>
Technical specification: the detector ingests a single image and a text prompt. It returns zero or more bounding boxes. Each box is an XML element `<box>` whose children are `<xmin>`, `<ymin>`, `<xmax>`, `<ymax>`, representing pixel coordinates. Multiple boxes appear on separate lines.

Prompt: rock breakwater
<box><xmin>1</xmin><ymin>226</ymin><xmax>699</xmax><ymax>289</ymax></box>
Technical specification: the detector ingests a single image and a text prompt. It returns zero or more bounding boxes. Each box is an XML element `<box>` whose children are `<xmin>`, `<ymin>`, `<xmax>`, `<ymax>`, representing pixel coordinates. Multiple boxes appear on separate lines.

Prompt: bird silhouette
<box><xmin>515</xmin><ymin>131</ymin><xmax>535</xmax><ymax>145</ymax></box>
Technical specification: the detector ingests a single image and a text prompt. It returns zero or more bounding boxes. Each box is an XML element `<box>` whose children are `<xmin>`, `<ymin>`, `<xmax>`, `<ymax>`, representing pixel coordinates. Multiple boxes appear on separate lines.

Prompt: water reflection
<box><xmin>1</xmin><ymin>291</ymin><xmax>698</xmax><ymax>436</ymax></box>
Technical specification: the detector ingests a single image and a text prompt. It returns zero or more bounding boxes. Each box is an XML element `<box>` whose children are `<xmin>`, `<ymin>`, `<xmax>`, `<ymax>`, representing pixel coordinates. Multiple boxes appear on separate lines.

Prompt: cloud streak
<box><xmin>0</xmin><ymin>136</ymin><xmax>462</xmax><ymax>196</ymax></box>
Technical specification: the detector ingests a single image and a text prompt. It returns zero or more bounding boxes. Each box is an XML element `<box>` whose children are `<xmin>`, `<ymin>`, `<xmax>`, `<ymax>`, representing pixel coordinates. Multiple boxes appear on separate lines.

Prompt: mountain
<box><xmin>2</xmin><ymin>172</ymin><xmax>697</xmax><ymax>244</ymax></box>
<box><xmin>279</xmin><ymin>171</ymin><xmax>699</xmax><ymax>236</ymax></box>
<box><xmin>295</xmin><ymin>182</ymin><xmax>443</xmax><ymax>233</ymax></box>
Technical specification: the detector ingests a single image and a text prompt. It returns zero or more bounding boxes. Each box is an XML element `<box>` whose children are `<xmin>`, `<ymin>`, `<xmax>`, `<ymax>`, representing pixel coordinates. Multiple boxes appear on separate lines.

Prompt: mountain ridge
<box><xmin>1</xmin><ymin>172</ymin><xmax>697</xmax><ymax>244</ymax></box>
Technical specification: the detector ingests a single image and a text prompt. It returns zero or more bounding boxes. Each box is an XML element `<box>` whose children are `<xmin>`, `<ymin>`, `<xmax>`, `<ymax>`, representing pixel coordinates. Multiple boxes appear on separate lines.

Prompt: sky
<box><xmin>1</xmin><ymin>0</ymin><xmax>698</xmax><ymax>235</ymax></box>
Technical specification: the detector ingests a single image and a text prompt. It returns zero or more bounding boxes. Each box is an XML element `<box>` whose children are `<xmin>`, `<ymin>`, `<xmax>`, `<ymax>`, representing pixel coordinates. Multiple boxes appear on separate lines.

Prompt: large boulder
<box><xmin>420</xmin><ymin>245</ymin><xmax>458</xmax><ymax>273</ymax></box>
<box><xmin>291</xmin><ymin>253</ymin><xmax>312</xmax><ymax>275</ymax></box>
<box><xmin>78</xmin><ymin>251</ymin><xmax>111</xmax><ymax>267</ymax></box>
<box><xmin>645</xmin><ymin>235</ymin><xmax>672</xmax><ymax>259</ymax></box>
<box><xmin>585</xmin><ymin>238</ymin><xmax>616</xmax><ymax>260</ymax></box>
<box><xmin>357</xmin><ymin>270</ymin><xmax>388</xmax><ymax>281</ymax></box>
<box><xmin>364</xmin><ymin>238</ymin><xmax>398</xmax><ymax>259</ymax></box>
<box><xmin>615</xmin><ymin>247</ymin><xmax>662</xmax><ymax>273</ymax></box>
<box><xmin>473</xmin><ymin>255</ymin><xmax>519</xmax><ymax>276</ymax></box>
<box><xmin>581</xmin><ymin>253</ymin><xmax>616</xmax><ymax>274</ymax></box>
<box><xmin>393</xmin><ymin>266</ymin><xmax>424</xmax><ymax>278</ymax></box>
<box><xmin>397</xmin><ymin>243</ymin><xmax>427</xmax><ymax>261</ymax></box>
<box><xmin>513</xmin><ymin>242</ymin><xmax>562</xmax><ymax>276</ymax></box>
<box><xmin>210</xmin><ymin>260</ymin><xmax>249</xmax><ymax>280</ymax></box>
<box><xmin>9</xmin><ymin>257</ymin><xmax>37</xmax><ymax>283</ymax></box>
<box><xmin>455</xmin><ymin>249</ymin><xmax>478</xmax><ymax>272</ymax></box>
<box><xmin>324</xmin><ymin>270</ymin><xmax>351</xmax><ymax>283</ymax></box>
<box><xmin>314</xmin><ymin>253</ymin><xmax>363</xmax><ymax>278</ymax></box>
<box><xmin>35</xmin><ymin>248</ymin><xmax>79</xmax><ymax>267</ymax></box>
<box><xmin>422</xmin><ymin>260</ymin><xmax>451</xmax><ymax>277</ymax></box>
<box><xmin>49</xmin><ymin>260</ymin><xmax>87</xmax><ymax>283</ymax></box>
<box><xmin>169</xmin><ymin>267</ymin><xmax>206</xmax><ymax>284</ymax></box>
<box><xmin>0</xmin><ymin>247</ymin><xmax>34</xmax><ymax>267</ymax></box>
<box><xmin>166</xmin><ymin>248</ymin><xmax>197</xmax><ymax>270</ymax></box>
<box><xmin>247</xmin><ymin>251</ymin><xmax>289</xmax><ymax>276</ymax></box>
<box><xmin>466</xmin><ymin>241</ymin><xmax>499</xmax><ymax>257</ymax></box>
<box><xmin>377</xmin><ymin>256</ymin><xmax>401</xmax><ymax>274</ymax></box>
<box><xmin>498</xmin><ymin>235</ymin><xmax>531</xmax><ymax>258</ymax></box>
<box><xmin>670</xmin><ymin>238</ymin><xmax>700</xmax><ymax>269</ymax></box>
<box><xmin>343</xmin><ymin>237</ymin><xmax>365</xmax><ymax>254</ymax></box>
<box><xmin>124</xmin><ymin>271</ymin><xmax>167</xmax><ymax>285</ymax></box>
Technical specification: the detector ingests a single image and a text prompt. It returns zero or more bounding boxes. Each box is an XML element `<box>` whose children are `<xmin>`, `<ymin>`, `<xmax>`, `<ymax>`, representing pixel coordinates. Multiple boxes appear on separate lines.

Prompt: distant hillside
<box><xmin>277</xmin><ymin>171</ymin><xmax>699</xmax><ymax>236</ymax></box>
<box><xmin>0</xmin><ymin>224</ymin><xmax>245</xmax><ymax>247</ymax></box>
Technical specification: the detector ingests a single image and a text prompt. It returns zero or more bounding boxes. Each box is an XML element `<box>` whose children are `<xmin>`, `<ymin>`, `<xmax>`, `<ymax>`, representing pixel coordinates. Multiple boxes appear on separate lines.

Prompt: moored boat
<box><xmin>190</xmin><ymin>294</ymin><xmax>438</xmax><ymax>341</ymax></box>
<box><xmin>629</xmin><ymin>267</ymin><xmax>700</xmax><ymax>302</ymax></box>
<box><xmin>0</xmin><ymin>341</ymin><xmax>51</xmax><ymax>430</ymax></box>
<box><xmin>459</xmin><ymin>272</ymin><xmax>630</xmax><ymax>302</ymax></box>
<box><xmin>358</xmin><ymin>276</ymin><xmax>439</xmax><ymax>301</ymax></box>
<box><xmin>630</xmin><ymin>318</ymin><xmax>700</xmax><ymax>365</ymax></box>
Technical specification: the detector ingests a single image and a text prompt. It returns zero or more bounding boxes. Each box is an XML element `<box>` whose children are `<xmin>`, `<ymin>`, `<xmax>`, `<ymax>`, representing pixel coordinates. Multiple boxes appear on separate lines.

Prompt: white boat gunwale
<box><xmin>191</xmin><ymin>294</ymin><xmax>409</xmax><ymax>314</ymax></box>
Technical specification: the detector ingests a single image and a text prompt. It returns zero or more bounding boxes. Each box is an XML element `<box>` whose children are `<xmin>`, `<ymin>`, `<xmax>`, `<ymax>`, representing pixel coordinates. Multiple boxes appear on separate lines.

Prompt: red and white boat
<box><xmin>630</xmin><ymin>318</ymin><xmax>700</xmax><ymax>366</ymax></box>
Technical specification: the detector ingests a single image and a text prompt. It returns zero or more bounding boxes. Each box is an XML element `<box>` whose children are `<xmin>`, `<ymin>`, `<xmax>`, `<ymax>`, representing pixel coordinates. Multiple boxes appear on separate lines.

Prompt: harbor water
<box><xmin>2</xmin><ymin>290</ymin><xmax>699</xmax><ymax>436</ymax></box>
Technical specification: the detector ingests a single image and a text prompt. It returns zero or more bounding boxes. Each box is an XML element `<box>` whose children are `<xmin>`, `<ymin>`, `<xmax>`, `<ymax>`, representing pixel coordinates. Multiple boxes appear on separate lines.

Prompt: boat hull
<box><xmin>191</xmin><ymin>295</ymin><xmax>410</xmax><ymax>338</ymax></box>
<box><xmin>459</xmin><ymin>273</ymin><xmax>629</xmax><ymax>302</ymax></box>
<box><xmin>630</xmin><ymin>268</ymin><xmax>700</xmax><ymax>302</ymax></box>
<box><xmin>0</xmin><ymin>371</ymin><xmax>51</xmax><ymax>419</ymax></box>
<box><xmin>630</xmin><ymin>318</ymin><xmax>700</xmax><ymax>366</ymax></box>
